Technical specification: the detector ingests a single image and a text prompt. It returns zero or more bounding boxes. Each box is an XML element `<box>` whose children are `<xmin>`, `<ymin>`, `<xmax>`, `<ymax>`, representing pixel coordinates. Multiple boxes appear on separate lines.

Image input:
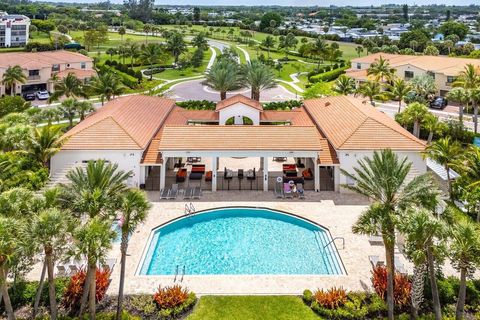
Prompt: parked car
<box><xmin>23</xmin><ymin>92</ymin><xmax>36</xmax><ymax>101</ymax></box>
<box><xmin>429</xmin><ymin>97</ymin><xmax>448</xmax><ymax>109</ymax></box>
<box><xmin>36</xmin><ymin>90</ymin><xmax>49</xmax><ymax>100</ymax></box>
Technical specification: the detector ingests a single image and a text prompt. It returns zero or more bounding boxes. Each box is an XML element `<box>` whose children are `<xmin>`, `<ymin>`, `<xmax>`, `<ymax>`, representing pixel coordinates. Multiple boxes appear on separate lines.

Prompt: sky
<box><xmin>32</xmin><ymin>0</ymin><xmax>478</xmax><ymax>5</ymax></box>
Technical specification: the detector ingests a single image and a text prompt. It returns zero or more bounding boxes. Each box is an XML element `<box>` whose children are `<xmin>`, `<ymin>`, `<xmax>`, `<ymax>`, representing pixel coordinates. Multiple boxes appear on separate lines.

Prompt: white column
<box><xmin>160</xmin><ymin>161</ymin><xmax>167</xmax><ymax>191</ymax></box>
<box><xmin>314</xmin><ymin>164</ymin><xmax>320</xmax><ymax>192</ymax></box>
<box><xmin>259</xmin><ymin>157</ymin><xmax>264</xmax><ymax>170</ymax></box>
<box><xmin>263</xmin><ymin>157</ymin><xmax>269</xmax><ymax>191</ymax></box>
<box><xmin>211</xmin><ymin>156</ymin><xmax>217</xmax><ymax>192</ymax></box>
<box><xmin>334</xmin><ymin>166</ymin><xmax>340</xmax><ymax>192</ymax></box>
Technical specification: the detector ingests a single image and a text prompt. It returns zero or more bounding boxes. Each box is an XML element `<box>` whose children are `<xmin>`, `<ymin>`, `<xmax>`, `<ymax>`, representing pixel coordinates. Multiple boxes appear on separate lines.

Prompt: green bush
<box><xmin>8</xmin><ymin>277</ymin><xmax>70</xmax><ymax>309</ymax></box>
<box><xmin>263</xmin><ymin>100</ymin><xmax>302</xmax><ymax>110</ymax></box>
<box><xmin>303</xmin><ymin>289</ymin><xmax>313</xmax><ymax>304</ymax></box>
<box><xmin>309</xmin><ymin>66</ymin><xmax>349</xmax><ymax>83</ymax></box>
<box><xmin>176</xmin><ymin>100</ymin><xmax>216</xmax><ymax>110</ymax></box>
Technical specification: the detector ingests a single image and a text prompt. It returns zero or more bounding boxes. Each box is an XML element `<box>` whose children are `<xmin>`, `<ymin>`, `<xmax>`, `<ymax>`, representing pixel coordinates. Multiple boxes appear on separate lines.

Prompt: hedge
<box><xmin>309</xmin><ymin>65</ymin><xmax>349</xmax><ymax>83</ymax></box>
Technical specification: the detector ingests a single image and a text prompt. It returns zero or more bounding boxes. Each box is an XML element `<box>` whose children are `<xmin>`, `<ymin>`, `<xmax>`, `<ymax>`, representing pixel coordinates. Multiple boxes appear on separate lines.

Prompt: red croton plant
<box><xmin>153</xmin><ymin>284</ymin><xmax>189</xmax><ymax>310</ymax></box>
<box><xmin>63</xmin><ymin>268</ymin><xmax>112</xmax><ymax>310</ymax></box>
<box><xmin>372</xmin><ymin>265</ymin><xmax>412</xmax><ymax>308</ymax></box>
<box><xmin>313</xmin><ymin>287</ymin><xmax>348</xmax><ymax>309</ymax></box>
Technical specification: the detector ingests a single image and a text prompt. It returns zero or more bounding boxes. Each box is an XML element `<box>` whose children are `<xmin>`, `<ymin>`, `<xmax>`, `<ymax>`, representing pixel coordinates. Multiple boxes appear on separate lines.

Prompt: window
<box><xmin>447</xmin><ymin>76</ymin><xmax>456</xmax><ymax>83</ymax></box>
<box><xmin>404</xmin><ymin>71</ymin><xmax>414</xmax><ymax>79</ymax></box>
<box><xmin>28</xmin><ymin>69</ymin><xmax>39</xmax><ymax>76</ymax></box>
<box><xmin>427</xmin><ymin>71</ymin><xmax>435</xmax><ymax>79</ymax></box>
<box><xmin>356</xmin><ymin>63</ymin><xmax>361</xmax><ymax>69</ymax></box>
<box><xmin>52</xmin><ymin>64</ymin><xmax>60</xmax><ymax>72</ymax></box>
<box><xmin>80</xmin><ymin>62</ymin><xmax>86</xmax><ymax>69</ymax></box>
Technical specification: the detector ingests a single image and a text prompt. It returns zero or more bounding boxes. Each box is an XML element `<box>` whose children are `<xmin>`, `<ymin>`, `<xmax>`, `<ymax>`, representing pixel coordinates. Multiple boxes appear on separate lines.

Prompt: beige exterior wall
<box><xmin>0</xmin><ymin>59</ymin><xmax>94</xmax><ymax>96</ymax></box>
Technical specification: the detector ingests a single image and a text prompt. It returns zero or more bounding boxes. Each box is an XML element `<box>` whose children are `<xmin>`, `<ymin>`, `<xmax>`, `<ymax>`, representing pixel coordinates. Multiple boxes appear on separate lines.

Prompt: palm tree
<box><xmin>166</xmin><ymin>32</ymin><xmax>187</xmax><ymax>65</ymax></box>
<box><xmin>205</xmin><ymin>60</ymin><xmax>241</xmax><ymax>100</ymax></box>
<box><xmin>312</xmin><ymin>37</ymin><xmax>328</xmax><ymax>69</ymax></box>
<box><xmin>75</xmin><ymin>100</ymin><xmax>95</xmax><ymax>121</ymax></box>
<box><xmin>423</xmin><ymin>114</ymin><xmax>441</xmax><ymax>143</ymax></box>
<box><xmin>402</xmin><ymin>102</ymin><xmax>430</xmax><ymax>138</ymax></box>
<box><xmin>59</xmin><ymin>98</ymin><xmax>78</xmax><ymax>129</ymax></box>
<box><xmin>261</xmin><ymin>36</ymin><xmax>276</xmax><ymax>59</ymax></box>
<box><xmin>387</xmin><ymin>78</ymin><xmax>412</xmax><ymax>112</ymax></box>
<box><xmin>89</xmin><ymin>72</ymin><xmax>125</xmax><ymax>106</ymax></box>
<box><xmin>29</xmin><ymin>125</ymin><xmax>65</xmax><ymax>168</ymax></box>
<box><xmin>333</xmin><ymin>75</ymin><xmax>355</xmax><ymax>95</ymax></box>
<box><xmin>40</xmin><ymin>107</ymin><xmax>63</xmax><ymax>126</ymax></box>
<box><xmin>356</xmin><ymin>80</ymin><xmax>381</xmax><ymax>105</ymax></box>
<box><xmin>447</xmin><ymin>87</ymin><xmax>469</xmax><ymax>123</ymax></box>
<box><xmin>63</xmin><ymin>160</ymin><xmax>129</xmax><ymax>317</ymax></box>
<box><xmin>139</xmin><ymin>43</ymin><xmax>164</xmax><ymax>81</ymax></box>
<box><xmin>49</xmin><ymin>73</ymin><xmax>88</xmax><ymax>103</ymax></box>
<box><xmin>278</xmin><ymin>33</ymin><xmax>298</xmax><ymax>59</ymax></box>
<box><xmin>411</xmin><ymin>74</ymin><xmax>437</xmax><ymax>102</ymax></box>
<box><xmin>2</xmin><ymin>65</ymin><xmax>27</xmax><ymax>96</ymax></box>
<box><xmin>192</xmin><ymin>32</ymin><xmax>208</xmax><ymax>51</ymax></box>
<box><xmin>72</xmin><ymin>217</ymin><xmax>115</xmax><ymax>319</ymax></box>
<box><xmin>342</xmin><ymin>149</ymin><xmax>438</xmax><ymax>320</ymax></box>
<box><xmin>0</xmin><ymin>217</ymin><xmax>25</xmax><ymax>320</ymax></box>
<box><xmin>355</xmin><ymin>46</ymin><xmax>364</xmax><ymax>57</ymax></box>
<box><xmin>449</xmin><ymin>220</ymin><xmax>480</xmax><ymax>320</ymax></box>
<box><xmin>241</xmin><ymin>61</ymin><xmax>276</xmax><ymax>101</ymax></box>
<box><xmin>31</xmin><ymin>208</ymin><xmax>73</xmax><ymax>320</ymax></box>
<box><xmin>453</xmin><ymin>64</ymin><xmax>480</xmax><ymax>133</ymax></box>
<box><xmin>367</xmin><ymin>56</ymin><xmax>395</xmax><ymax>82</ymax></box>
<box><xmin>143</xmin><ymin>24</ymin><xmax>152</xmax><ymax>43</ymax></box>
<box><xmin>118</xmin><ymin>26</ymin><xmax>126</xmax><ymax>42</ymax></box>
<box><xmin>127</xmin><ymin>43</ymin><xmax>140</xmax><ymax>69</ymax></box>
<box><xmin>424</xmin><ymin>137</ymin><xmax>463</xmax><ymax>199</ymax></box>
<box><xmin>398</xmin><ymin>209</ymin><xmax>445</xmax><ymax>320</ymax></box>
<box><xmin>115</xmin><ymin>189</ymin><xmax>150</xmax><ymax>320</ymax></box>
<box><xmin>106</xmin><ymin>47</ymin><xmax>117</xmax><ymax>61</ymax></box>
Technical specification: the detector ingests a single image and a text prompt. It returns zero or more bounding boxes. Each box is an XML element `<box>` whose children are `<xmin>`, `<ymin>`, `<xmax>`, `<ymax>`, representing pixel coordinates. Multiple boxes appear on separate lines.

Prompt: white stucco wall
<box><xmin>218</xmin><ymin>102</ymin><xmax>260</xmax><ymax>125</ymax></box>
<box><xmin>50</xmin><ymin>150</ymin><xmax>143</xmax><ymax>187</ymax></box>
<box><xmin>337</xmin><ymin>150</ymin><xmax>427</xmax><ymax>193</ymax></box>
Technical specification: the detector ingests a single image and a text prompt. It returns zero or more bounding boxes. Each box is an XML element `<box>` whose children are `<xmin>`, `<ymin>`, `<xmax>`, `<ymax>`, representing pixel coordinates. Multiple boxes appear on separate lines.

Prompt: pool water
<box><xmin>139</xmin><ymin>207</ymin><xmax>345</xmax><ymax>275</ymax></box>
<box><xmin>474</xmin><ymin>137</ymin><xmax>480</xmax><ymax>147</ymax></box>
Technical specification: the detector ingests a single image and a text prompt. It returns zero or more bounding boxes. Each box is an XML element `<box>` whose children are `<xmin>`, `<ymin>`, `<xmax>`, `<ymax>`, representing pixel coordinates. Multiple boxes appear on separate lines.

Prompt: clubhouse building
<box><xmin>51</xmin><ymin>94</ymin><xmax>426</xmax><ymax>194</ymax></box>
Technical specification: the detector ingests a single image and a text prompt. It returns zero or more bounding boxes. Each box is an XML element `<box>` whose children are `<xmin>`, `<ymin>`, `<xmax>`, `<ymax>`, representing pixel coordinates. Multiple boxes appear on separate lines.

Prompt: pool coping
<box><xmin>135</xmin><ymin>205</ymin><xmax>348</xmax><ymax>277</ymax></box>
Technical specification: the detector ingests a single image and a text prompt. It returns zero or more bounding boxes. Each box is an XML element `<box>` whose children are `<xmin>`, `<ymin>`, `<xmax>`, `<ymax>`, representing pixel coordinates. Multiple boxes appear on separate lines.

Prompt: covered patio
<box><xmin>141</xmin><ymin>126</ymin><xmax>340</xmax><ymax>195</ymax></box>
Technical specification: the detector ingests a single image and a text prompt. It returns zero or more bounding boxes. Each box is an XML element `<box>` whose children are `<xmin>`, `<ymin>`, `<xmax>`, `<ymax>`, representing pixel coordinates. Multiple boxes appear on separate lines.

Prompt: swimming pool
<box><xmin>139</xmin><ymin>207</ymin><xmax>345</xmax><ymax>275</ymax></box>
<box><xmin>474</xmin><ymin>137</ymin><xmax>480</xmax><ymax>147</ymax></box>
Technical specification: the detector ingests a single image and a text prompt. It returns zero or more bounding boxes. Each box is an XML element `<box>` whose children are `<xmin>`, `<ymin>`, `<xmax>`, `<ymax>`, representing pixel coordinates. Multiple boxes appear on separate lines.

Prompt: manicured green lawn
<box><xmin>187</xmin><ymin>296</ymin><xmax>320</xmax><ymax>320</ymax></box>
<box><xmin>154</xmin><ymin>48</ymin><xmax>212</xmax><ymax>80</ymax></box>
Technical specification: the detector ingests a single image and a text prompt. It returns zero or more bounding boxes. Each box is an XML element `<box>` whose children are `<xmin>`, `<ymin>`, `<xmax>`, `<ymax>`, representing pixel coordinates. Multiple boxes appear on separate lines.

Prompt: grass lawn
<box><xmin>187</xmin><ymin>296</ymin><xmax>320</xmax><ymax>320</ymax></box>
<box><xmin>70</xmin><ymin>31</ymin><xmax>164</xmax><ymax>51</ymax></box>
<box><xmin>30</xmin><ymin>32</ymin><xmax>52</xmax><ymax>44</ymax></box>
<box><xmin>154</xmin><ymin>48</ymin><xmax>212</xmax><ymax>80</ymax></box>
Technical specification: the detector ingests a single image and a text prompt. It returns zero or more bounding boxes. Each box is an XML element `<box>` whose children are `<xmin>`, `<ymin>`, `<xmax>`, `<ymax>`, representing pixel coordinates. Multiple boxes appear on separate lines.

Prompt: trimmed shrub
<box><xmin>313</xmin><ymin>287</ymin><xmax>347</xmax><ymax>309</ymax></box>
<box><xmin>263</xmin><ymin>100</ymin><xmax>302</xmax><ymax>110</ymax></box>
<box><xmin>8</xmin><ymin>277</ymin><xmax>70</xmax><ymax>309</ymax></box>
<box><xmin>153</xmin><ymin>285</ymin><xmax>189</xmax><ymax>309</ymax></box>
<box><xmin>176</xmin><ymin>100</ymin><xmax>216</xmax><ymax>110</ymax></box>
<box><xmin>309</xmin><ymin>66</ymin><xmax>349</xmax><ymax>83</ymax></box>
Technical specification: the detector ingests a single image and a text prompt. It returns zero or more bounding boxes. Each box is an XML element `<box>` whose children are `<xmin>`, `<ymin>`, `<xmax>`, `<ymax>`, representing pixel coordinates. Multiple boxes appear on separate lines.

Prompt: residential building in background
<box><xmin>0</xmin><ymin>12</ymin><xmax>30</xmax><ymax>48</ymax></box>
<box><xmin>0</xmin><ymin>50</ymin><xmax>95</xmax><ymax>96</ymax></box>
<box><xmin>347</xmin><ymin>53</ymin><xmax>480</xmax><ymax>96</ymax></box>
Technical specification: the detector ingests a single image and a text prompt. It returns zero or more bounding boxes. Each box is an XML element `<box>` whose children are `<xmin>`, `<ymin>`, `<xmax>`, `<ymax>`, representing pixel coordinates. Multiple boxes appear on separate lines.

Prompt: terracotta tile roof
<box><xmin>318</xmin><ymin>131</ymin><xmax>339</xmax><ymax>165</ymax></box>
<box><xmin>0</xmin><ymin>50</ymin><xmax>92</xmax><ymax>69</ymax></box>
<box><xmin>56</xmin><ymin>69</ymin><xmax>97</xmax><ymax>79</ymax></box>
<box><xmin>350</xmin><ymin>53</ymin><xmax>480</xmax><ymax>76</ymax></box>
<box><xmin>303</xmin><ymin>96</ymin><xmax>426</xmax><ymax>151</ymax></box>
<box><xmin>62</xmin><ymin>95</ymin><xmax>176</xmax><ymax>150</ymax></box>
<box><xmin>260</xmin><ymin>108</ymin><xmax>315</xmax><ymax>126</ymax></box>
<box><xmin>345</xmin><ymin>68</ymin><xmax>369</xmax><ymax>80</ymax></box>
<box><xmin>215</xmin><ymin>94</ymin><xmax>263</xmax><ymax>112</ymax></box>
<box><xmin>158</xmin><ymin>126</ymin><xmax>323</xmax><ymax>151</ymax></box>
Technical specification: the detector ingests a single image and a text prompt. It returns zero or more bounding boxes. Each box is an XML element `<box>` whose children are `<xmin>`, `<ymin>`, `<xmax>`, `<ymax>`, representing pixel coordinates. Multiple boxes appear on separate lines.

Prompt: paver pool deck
<box><xmin>106</xmin><ymin>194</ymin><xmax>402</xmax><ymax>296</ymax></box>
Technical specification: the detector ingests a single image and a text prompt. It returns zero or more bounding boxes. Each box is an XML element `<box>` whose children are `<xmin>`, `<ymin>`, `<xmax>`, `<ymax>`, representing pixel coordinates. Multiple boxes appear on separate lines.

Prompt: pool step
<box><xmin>315</xmin><ymin>230</ymin><xmax>343</xmax><ymax>275</ymax></box>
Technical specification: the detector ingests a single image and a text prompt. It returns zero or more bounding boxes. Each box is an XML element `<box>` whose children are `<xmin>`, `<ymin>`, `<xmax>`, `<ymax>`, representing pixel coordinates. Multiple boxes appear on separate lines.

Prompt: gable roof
<box><xmin>215</xmin><ymin>94</ymin><xmax>263</xmax><ymax>112</ymax></box>
<box><xmin>62</xmin><ymin>95</ymin><xmax>176</xmax><ymax>150</ymax></box>
<box><xmin>303</xmin><ymin>96</ymin><xmax>426</xmax><ymax>151</ymax></box>
<box><xmin>350</xmin><ymin>53</ymin><xmax>480</xmax><ymax>76</ymax></box>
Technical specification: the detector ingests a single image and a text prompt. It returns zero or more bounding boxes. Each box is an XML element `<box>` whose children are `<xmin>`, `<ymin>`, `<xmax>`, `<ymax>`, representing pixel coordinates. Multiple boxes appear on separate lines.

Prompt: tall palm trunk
<box><xmin>116</xmin><ymin>232</ymin><xmax>129</xmax><ymax>320</ymax></box>
<box><xmin>45</xmin><ymin>248</ymin><xmax>58</xmax><ymax>320</ymax></box>
<box><xmin>78</xmin><ymin>266</ymin><xmax>92</xmax><ymax>317</ymax></box>
<box><xmin>456</xmin><ymin>267</ymin><xmax>467</xmax><ymax>320</ymax></box>
<box><xmin>220</xmin><ymin>91</ymin><xmax>226</xmax><ymax>100</ymax></box>
<box><xmin>398</xmin><ymin>100</ymin><xmax>402</xmax><ymax>113</ymax></box>
<box><xmin>473</xmin><ymin>102</ymin><xmax>478</xmax><ymax>134</ymax></box>
<box><xmin>0</xmin><ymin>266</ymin><xmax>14</xmax><ymax>320</ymax></box>
<box><xmin>459</xmin><ymin>104</ymin><xmax>464</xmax><ymax>123</ymax></box>
<box><xmin>413</xmin><ymin>120</ymin><xmax>420</xmax><ymax>138</ymax></box>
<box><xmin>427</xmin><ymin>247</ymin><xmax>442</xmax><ymax>320</ymax></box>
<box><xmin>32</xmin><ymin>260</ymin><xmax>47</xmax><ymax>319</ymax></box>
<box><xmin>88</xmin><ymin>264</ymin><xmax>97</xmax><ymax>320</ymax></box>
<box><xmin>410</xmin><ymin>263</ymin><xmax>426</xmax><ymax>319</ymax></box>
<box><xmin>384</xmin><ymin>239</ymin><xmax>395</xmax><ymax>320</ymax></box>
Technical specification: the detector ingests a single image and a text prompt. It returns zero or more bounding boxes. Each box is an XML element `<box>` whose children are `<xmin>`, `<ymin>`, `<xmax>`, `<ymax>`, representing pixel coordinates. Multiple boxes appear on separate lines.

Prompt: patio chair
<box><xmin>68</xmin><ymin>264</ymin><xmax>79</xmax><ymax>275</ymax></box>
<box><xmin>274</xmin><ymin>182</ymin><xmax>284</xmax><ymax>198</ymax></box>
<box><xmin>184</xmin><ymin>187</ymin><xmax>192</xmax><ymax>199</ymax></box>
<box><xmin>56</xmin><ymin>265</ymin><xmax>67</xmax><ymax>276</ymax></box>
<box><xmin>192</xmin><ymin>186</ymin><xmax>202</xmax><ymax>199</ymax></box>
<box><xmin>297</xmin><ymin>183</ymin><xmax>305</xmax><ymax>199</ymax></box>
<box><xmin>160</xmin><ymin>188</ymin><xmax>170</xmax><ymax>200</ymax></box>
<box><xmin>283</xmin><ymin>183</ymin><xmax>293</xmax><ymax>198</ymax></box>
<box><xmin>168</xmin><ymin>184</ymin><xmax>179</xmax><ymax>199</ymax></box>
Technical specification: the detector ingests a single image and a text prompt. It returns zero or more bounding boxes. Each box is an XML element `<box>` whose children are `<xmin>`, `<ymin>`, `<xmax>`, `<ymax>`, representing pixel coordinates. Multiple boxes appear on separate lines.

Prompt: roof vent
<box><xmin>324</xmin><ymin>101</ymin><xmax>331</xmax><ymax>107</ymax></box>
<box><xmin>362</xmin><ymin>100</ymin><xmax>367</xmax><ymax>104</ymax></box>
